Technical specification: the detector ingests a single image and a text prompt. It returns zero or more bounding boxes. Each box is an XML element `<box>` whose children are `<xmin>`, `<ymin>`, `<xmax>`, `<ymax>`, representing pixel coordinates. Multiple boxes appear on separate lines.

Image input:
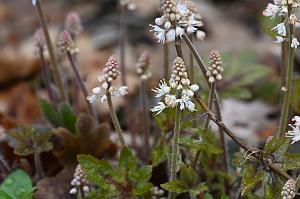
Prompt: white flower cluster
<box><xmin>151</xmin><ymin>57</ymin><xmax>199</xmax><ymax>114</ymax></box>
<box><xmin>281</xmin><ymin>179</ymin><xmax>296</xmax><ymax>199</ymax></box>
<box><xmin>69</xmin><ymin>165</ymin><xmax>90</xmax><ymax>195</ymax></box>
<box><xmin>136</xmin><ymin>51</ymin><xmax>152</xmax><ymax>80</ymax></box>
<box><xmin>286</xmin><ymin>116</ymin><xmax>300</xmax><ymax>144</ymax></box>
<box><xmin>149</xmin><ymin>0</ymin><xmax>205</xmax><ymax>43</ymax></box>
<box><xmin>263</xmin><ymin>0</ymin><xmax>300</xmax><ymax>48</ymax></box>
<box><xmin>206</xmin><ymin>50</ymin><xmax>223</xmax><ymax>83</ymax></box>
<box><xmin>87</xmin><ymin>56</ymin><xmax>128</xmax><ymax>104</ymax></box>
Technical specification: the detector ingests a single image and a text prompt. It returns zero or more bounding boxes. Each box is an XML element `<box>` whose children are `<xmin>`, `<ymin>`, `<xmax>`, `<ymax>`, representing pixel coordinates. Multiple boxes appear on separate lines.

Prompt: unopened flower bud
<box><xmin>281</xmin><ymin>179</ymin><xmax>296</xmax><ymax>199</ymax></box>
<box><xmin>65</xmin><ymin>12</ymin><xmax>82</xmax><ymax>36</ymax></box>
<box><xmin>57</xmin><ymin>31</ymin><xmax>79</xmax><ymax>55</ymax></box>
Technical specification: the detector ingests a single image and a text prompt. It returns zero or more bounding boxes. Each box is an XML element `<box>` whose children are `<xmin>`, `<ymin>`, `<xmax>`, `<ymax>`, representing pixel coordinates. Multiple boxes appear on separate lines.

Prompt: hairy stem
<box><xmin>163</xmin><ymin>43</ymin><xmax>169</xmax><ymax>79</ymax></box>
<box><xmin>107</xmin><ymin>92</ymin><xmax>126</xmax><ymax>147</ymax></box>
<box><xmin>67</xmin><ymin>53</ymin><xmax>96</xmax><ymax>118</ymax></box>
<box><xmin>189</xmin><ymin>35</ymin><xmax>195</xmax><ymax>82</ymax></box>
<box><xmin>169</xmin><ymin>105</ymin><xmax>182</xmax><ymax>199</ymax></box>
<box><xmin>140</xmin><ymin>80</ymin><xmax>150</xmax><ymax>158</ymax></box>
<box><xmin>175</xmin><ymin>36</ymin><xmax>184</xmax><ymax>59</ymax></box>
<box><xmin>34</xmin><ymin>152</ymin><xmax>44</xmax><ymax>179</ymax></box>
<box><xmin>192</xmin><ymin>83</ymin><xmax>215</xmax><ymax>169</ymax></box>
<box><xmin>39</xmin><ymin>47</ymin><xmax>54</xmax><ymax>102</ymax></box>
<box><xmin>119</xmin><ymin>6</ymin><xmax>127</xmax><ymax>86</ymax></box>
<box><xmin>34</xmin><ymin>1</ymin><xmax>67</xmax><ymax>102</ymax></box>
<box><xmin>278</xmin><ymin>6</ymin><xmax>295</xmax><ymax>136</ymax></box>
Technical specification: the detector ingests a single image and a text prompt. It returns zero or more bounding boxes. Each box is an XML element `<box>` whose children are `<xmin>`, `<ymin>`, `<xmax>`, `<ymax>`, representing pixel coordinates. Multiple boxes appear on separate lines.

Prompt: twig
<box><xmin>34</xmin><ymin>1</ymin><xmax>67</xmax><ymax>102</ymax></box>
<box><xmin>194</xmin><ymin>93</ymin><xmax>292</xmax><ymax>180</ymax></box>
<box><xmin>34</xmin><ymin>152</ymin><xmax>44</xmax><ymax>179</ymax></box>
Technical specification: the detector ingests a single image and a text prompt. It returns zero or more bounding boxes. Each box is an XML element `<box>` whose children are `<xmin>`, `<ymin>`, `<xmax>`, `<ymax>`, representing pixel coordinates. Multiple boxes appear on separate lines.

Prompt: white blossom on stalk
<box><xmin>149</xmin><ymin>0</ymin><xmax>205</xmax><ymax>43</ymax></box>
<box><xmin>262</xmin><ymin>3</ymin><xmax>279</xmax><ymax>18</ymax></box>
<box><xmin>274</xmin><ymin>36</ymin><xmax>285</xmax><ymax>43</ymax></box>
<box><xmin>69</xmin><ymin>165</ymin><xmax>90</xmax><ymax>195</ymax></box>
<box><xmin>291</xmin><ymin>37</ymin><xmax>299</xmax><ymax>48</ymax></box>
<box><xmin>87</xmin><ymin>56</ymin><xmax>128</xmax><ymax>104</ymax></box>
<box><xmin>286</xmin><ymin>116</ymin><xmax>300</xmax><ymax>144</ymax></box>
<box><xmin>272</xmin><ymin>23</ymin><xmax>286</xmax><ymax>36</ymax></box>
<box><xmin>206</xmin><ymin>50</ymin><xmax>224</xmax><ymax>83</ymax></box>
<box><xmin>151</xmin><ymin>57</ymin><xmax>199</xmax><ymax>114</ymax></box>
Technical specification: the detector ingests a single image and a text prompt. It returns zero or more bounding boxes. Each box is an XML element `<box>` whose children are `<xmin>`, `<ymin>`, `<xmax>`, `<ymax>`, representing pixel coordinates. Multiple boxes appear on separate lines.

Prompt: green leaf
<box><xmin>264</xmin><ymin>182</ymin><xmax>274</xmax><ymax>199</ymax></box>
<box><xmin>241</xmin><ymin>165</ymin><xmax>263</xmax><ymax>196</ymax></box>
<box><xmin>179</xmin><ymin>136</ymin><xmax>222</xmax><ymax>154</ymax></box>
<box><xmin>180</xmin><ymin>165</ymin><xmax>197</xmax><ymax>187</ymax></box>
<box><xmin>133</xmin><ymin>182</ymin><xmax>153</xmax><ymax>196</ymax></box>
<box><xmin>0</xmin><ymin>190</ymin><xmax>13</xmax><ymax>199</ymax></box>
<box><xmin>283</xmin><ymin>153</ymin><xmax>300</xmax><ymax>170</ymax></box>
<box><xmin>39</xmin><ymin>99</ymin><xmax>77</xmax><ymax>134</ymax></box>
<box><xmin>39</xmin><ymin>99</ymin><xmax>60</xmax><ymax>126</ymax></box>
<box><xmin>263</xmin><ymin>136</ymin><xmax>289</xmax><ymax>156</ymax></box>
<box><xmin>189</xmin><ymin>183</ymin><xmax>208</xmax><ymax>196</ymax></box>
<box><xmin>220</xmin><ymin>194</ymin><xmax>229</xmax><ymax>199</ymax></box>
<box><xmin>132</xmin><ymin>165</ymin><xmax>152</xmax><ymax>183</ymax></box>
<box><xmin>151</xmin><ymin>141</ymin><xmax>168</xmax><ymax>167</ymax></box>
<box><xmin>58</xmin><ymin>103</ymin><xmax>77</xmax><ymax>134</ymax></box>
<box><xmin>0</xmin><ymin>170</ymin><xmax>35</xmax><ymax>199</ymax></box>
<box><xmin>292</xmin><ymin>77</ymin><xmax>300</xmax><ymax>113</ymax></box>
<box><xmin>204</xmin><ymin>193</ymin><xmax>214</xmax><ymax>199</ymax></box>
<box><xmin>119</xmin><ymin>147</ymin><xmax>137</xmax><ymax>175</ymax></box>
<box><xmin>161</xmin><ymin>180</ymin><xmax>187</xmax><ymax>194</ymax></box>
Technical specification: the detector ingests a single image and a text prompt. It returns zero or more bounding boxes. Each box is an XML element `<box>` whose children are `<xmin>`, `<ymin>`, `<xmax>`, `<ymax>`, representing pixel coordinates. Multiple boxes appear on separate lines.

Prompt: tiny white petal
<box><xmin>100</xmin><ymin>95</ymin><xmax>107</xmax><ymax>103</ymax></box>
<box><xmin>166</xmin><ymin>29</ymin><xmax>176</xmax><ymax>42</ymax></box>
<box><xmin>190</xmin><ymin>84</ymin><xmax>199</xmax><ymax>92</ymax></box>
<box><xmin>92</xmin><ymin>87</ymin><xmax>101</xmax><ymax>95</ymax></box>
<box><xmin>69</xmin><ymin>188</ymin><xmax>77</xmax><ymax>195</ymax></box>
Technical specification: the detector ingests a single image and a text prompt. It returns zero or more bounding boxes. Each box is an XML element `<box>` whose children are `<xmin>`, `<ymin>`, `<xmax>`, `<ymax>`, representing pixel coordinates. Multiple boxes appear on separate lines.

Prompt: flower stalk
<box><xmin>107</xmin><ymin>91</ymin><xmax>126</xmax><ymax>147</ymax></box>
<box><xmin>278</xmin><ymin>4</ymin><xmax>295</xmax><ymax>136</ymax></box>
<box><xmin>34</xmin><ymin>152</ymin><xmax>44</xmax><ymax>179</ymax></box>
<box><xmin>119</xmin><ymin>5</ymin><xmax>128</xmax><ymax>86</ymax></box>
<box><xmin>33</xmin><ymin>0</ymin><xmax>67</xmax><ymax>102</ymax></box>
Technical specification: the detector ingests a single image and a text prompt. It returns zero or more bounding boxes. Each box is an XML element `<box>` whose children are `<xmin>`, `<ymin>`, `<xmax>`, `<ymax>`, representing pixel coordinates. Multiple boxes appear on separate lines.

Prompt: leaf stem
<box><xmin>34</xmin><ymin>1</ymin><xmax>67</xmax><ymax>102</ymax></box>
<box><xmin>107</xmin><ymin>92</ymin><xmax>126</xmax><ymax>147</ymax></box>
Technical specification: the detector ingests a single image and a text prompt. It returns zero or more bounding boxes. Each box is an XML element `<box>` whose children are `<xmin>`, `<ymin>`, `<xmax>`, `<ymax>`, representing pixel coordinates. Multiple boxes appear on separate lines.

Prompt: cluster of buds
<box><xmin>57</xmin><ymin>31</ymin><xmax>79</xmax><ymax>55</ymax></box>
<box><xmin>206</xmin><ymin>50</ymin><xmax>223</xmax><ymax>83</ymax></box>
<box><xmin>151</xmin><ymin>57</ymin><xmax>199</xmax><ymax>114</ymax></box>
<box><xmin>286</xmin><ymin>116</ymin><xmax>300</xmax><ymax>144</ymax></box>
<box><xmin>64</xmin><ymin>12</ymin><xmax>82</xmax><ymax>36</ymax></box>
<box><xmin>150</xmin><ymin>0</ymin><xmax>205</xmax><ymax>43</ymax></box>
<box><xmin>281</xmin><ymin>179</ymin><xmax>296</xmax><ymax>199</ymax></box>
<box><xmin>151</xmin><ymin>186</ymin><xmax>166</xmax><ymax>199</ymax></box>
<box><xmin>263</xmin><ymin>0</ymin><xmax>300</xmax><ymax>48</ymax></box>
<box><xmin>69</xmin><ymin>165</ymin><xmax>90</xmax><ymax>195</ymax></box>
<box><xmin>87</xmin><ymin>56</ymin><xmax>128</xmax><ymax>104</ymax></box>
<box><xmin>136</xmin><ymin>52</ymin><xmax>152</xmax><ymax>80</ymax></box>
<box><xmin>120</xmin><ymin>0</ymin><xmax>136</xmax><ymax>10</ymax></box>
<box><xmin>33</xmin><ymin>28</ymin><xmax>46</xmax><ymax>51</ymax></box>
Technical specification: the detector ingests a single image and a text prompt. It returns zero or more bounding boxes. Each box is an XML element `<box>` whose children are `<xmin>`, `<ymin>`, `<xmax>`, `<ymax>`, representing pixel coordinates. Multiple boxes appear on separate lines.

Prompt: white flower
<box><xmin>274</xmin><ymin>0</ymin><xmax>282</xmax><ymax>5</ymax></box>
<box><xmin>186</xmin><ymin>15</ymin><xmax>202</xmax><ymax>34</ymax></box>
<box><xmin>186</xmin><ymin>100</ymin><xmax>196</xmax><ymax>112</ymax></box>
<box><xmin>263</xmin><ymin>3</ymin><xmax>279</xmax><ymax>18</ymax></box>
<box><xmin>92</xmin><ymin>87</ymin><xmax>102</xmax><ymax>95</ymax></box>
<box><xmin>286</xmin><ymin>125</ymin><xmax>300</xmax><ymax>144</ymax></box>
<box><xmin>155</xmin><ymin>17</ymin><xmax>165</xmax><ymax>26</ymax></box>
<box><xmin>274</xmin><ymin>36</ymin><xmax>285</xmax><ymax>43</ymax></box>
<box><xmin>87</xmin><ymin>95</ymin><xmax>98</xmax><ymax>103</ymax></box>
<box><xmin>150</xmin><ymin>24</ymin><xmax>166</xmax><ymax>43</ymax></box>
<box><xmin>69</xmin><ymin>188</ymin><xmax>77</xmax><ymax>195</ymax></box>
<box><xmin>164</xmin><ymin>95</ymin><xmax>177</xmax><ymax>107</ymax></box>
<box><xmin>100</xmin><ymin>95</ymin><xmax>107</xmax><ymax>103</ymax></box>
<box><xmin>189</xmin><ymin>84</ymin><xmax>200</xmax><ymax>92</ymax></box>
<box><xmin>176</xmin><ymin>26</ymin><xmax>185</xmax><ymax>37</ymax></box>
<box><xmin>272</xmin><ymin>23</ymin><xmax>286</xmax><ymax>36</ymax></box>
<box><xmin>166</xmin><ymin>29</ymin><xmax>176</xmax><ymax>42</ymax></box>
<box><xmin>151</xmin><ymin>102</ymin><xmax>167</xmax><ymax>115</ymax></box>
<box><xmin>177</xmin><ymin>94</ymin><xmax>192</xmax><ymax>111</ymax></box>
<box><xmin>152</xmin><ymin>79</ymin><xmax>171</xmax><ymax>97</ymax></box>
<box><xmin>109</xmin><ymin>86</ymin><xmax>128</xmax><ymax>96</ymax></box>
<box><xmin>292</xmin><ymin>116</ymin><xmax>300</xmax><ymax>126</ymax></box>
<box><xmin>196</xmin><ymin>30</ymin><xmax>206</xmax><ymax>41</ymax></box>
<box><xmin>177</xmin><ymin>3</ymin><xmax>189</xmax><ymax>16</ymax></box>
<box><xmin>291</xmin><ymin>37</ymin><xmax>299</xmax><ymax>48</ymax></box>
